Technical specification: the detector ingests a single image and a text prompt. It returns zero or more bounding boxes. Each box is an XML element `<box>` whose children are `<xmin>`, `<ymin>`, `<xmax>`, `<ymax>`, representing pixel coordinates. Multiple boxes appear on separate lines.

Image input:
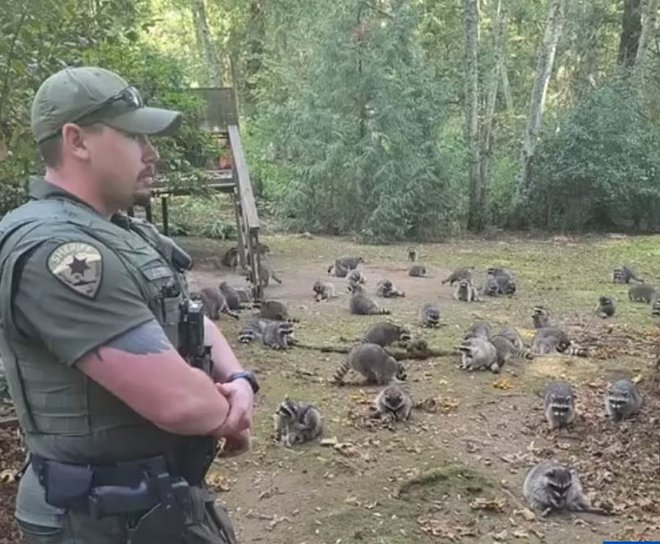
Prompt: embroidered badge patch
<box><xmin>47</xmin><ymin>242</ymin><xmax>103</xmax><ymax>298</ymax></box>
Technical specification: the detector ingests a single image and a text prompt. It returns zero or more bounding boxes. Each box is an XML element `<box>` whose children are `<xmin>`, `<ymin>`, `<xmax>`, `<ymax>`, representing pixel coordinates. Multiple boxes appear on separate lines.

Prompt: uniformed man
<box><xmin>0</xmin><ymin>66</ymin><xmax>259</xmax><ymax>543</ymax></box>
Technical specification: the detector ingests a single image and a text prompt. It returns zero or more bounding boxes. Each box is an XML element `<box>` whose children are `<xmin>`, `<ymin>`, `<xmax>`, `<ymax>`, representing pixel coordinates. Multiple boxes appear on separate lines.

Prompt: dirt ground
<box><xmin>1</xmin><ymin>232</ymin><xmax>659</xmax><ymax>543</ymax></box>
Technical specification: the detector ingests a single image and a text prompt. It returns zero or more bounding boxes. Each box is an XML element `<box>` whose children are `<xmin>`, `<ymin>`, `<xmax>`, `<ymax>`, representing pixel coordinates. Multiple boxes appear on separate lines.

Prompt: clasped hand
<box><xmin>213</xmin><ymin>380</ymin><xmax>254</xmax><ymax>458</ymax></box>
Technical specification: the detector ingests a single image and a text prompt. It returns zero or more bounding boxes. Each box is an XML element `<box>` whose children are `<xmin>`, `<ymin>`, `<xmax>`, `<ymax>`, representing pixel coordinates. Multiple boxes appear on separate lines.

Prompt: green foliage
<box><xmin>248</xmin><ymin>0</ymin><xmax>463</xmax><ymax>242</ymax></box>
<box><xmin>527</xmin><ymin>76</ymin><xmax>660</xmax><ymax>230</ymax></box>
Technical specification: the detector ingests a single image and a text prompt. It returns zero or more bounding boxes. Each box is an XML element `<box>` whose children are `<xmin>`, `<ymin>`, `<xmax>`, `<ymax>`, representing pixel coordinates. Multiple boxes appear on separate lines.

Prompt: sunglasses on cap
<box><xmin>40</xmin><ymin>86</ymin><xmax>144</xmax><ymax>142</ymax></box>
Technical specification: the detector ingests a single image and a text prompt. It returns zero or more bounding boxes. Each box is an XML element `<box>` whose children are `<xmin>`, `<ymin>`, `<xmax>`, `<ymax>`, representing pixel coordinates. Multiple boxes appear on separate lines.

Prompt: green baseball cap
<box><xmin>31</xmin><ymin>66</ymin><xmax>182</xmax><ymax>143</ymax></box>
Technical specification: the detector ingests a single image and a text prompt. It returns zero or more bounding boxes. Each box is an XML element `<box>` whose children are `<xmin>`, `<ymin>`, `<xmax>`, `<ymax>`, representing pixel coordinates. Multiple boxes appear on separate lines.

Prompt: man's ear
<box><xmin>61</xmin><ymin>123</ymin><xmax>92</xmax><ymax>161</ymax></box>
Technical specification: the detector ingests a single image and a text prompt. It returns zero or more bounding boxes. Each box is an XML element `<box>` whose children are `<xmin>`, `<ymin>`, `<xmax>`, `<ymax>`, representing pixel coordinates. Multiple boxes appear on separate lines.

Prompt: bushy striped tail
<box><xmin>332</xmin><ymin>360</ymin><xmax>351</xmax><ymax>385</ymax></box>
<box><xmin>562</xmin><ymin>343</ymin><xmax>589</xmax><ymax>357</ymax></box>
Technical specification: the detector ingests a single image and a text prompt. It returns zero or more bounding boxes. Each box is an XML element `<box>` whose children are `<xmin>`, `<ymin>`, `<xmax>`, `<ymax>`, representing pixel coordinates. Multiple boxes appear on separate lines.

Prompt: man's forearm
<box><xmin>204</xmin><ymin>317</ymin><xmax>245</xmax><ymax>382</ymax></box>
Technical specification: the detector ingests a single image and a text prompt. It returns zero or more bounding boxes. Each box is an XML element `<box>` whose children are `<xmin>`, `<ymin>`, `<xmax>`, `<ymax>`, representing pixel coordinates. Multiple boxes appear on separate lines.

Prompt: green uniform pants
<box><xmin>16</xmin><ymin>487</ymin><xmax>238</xmax><ymax>544</ymax></box>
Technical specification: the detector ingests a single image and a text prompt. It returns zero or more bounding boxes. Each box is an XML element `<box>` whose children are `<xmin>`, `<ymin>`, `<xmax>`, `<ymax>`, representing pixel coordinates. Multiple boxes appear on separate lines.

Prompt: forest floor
<box><xmin>1</xmin><ymin>232</ymin><xmax>660</xmax><ymax>544</ymax></box>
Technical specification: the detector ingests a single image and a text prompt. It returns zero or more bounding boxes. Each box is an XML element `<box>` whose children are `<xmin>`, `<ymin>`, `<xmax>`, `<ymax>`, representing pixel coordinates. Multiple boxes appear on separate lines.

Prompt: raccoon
<box><xmin>612</xmin><ymin>265</ymin><xmax>643</xmax><ymax>284</ymax></box>
<box><xmin>651</xmin><ymin>294</ymin><xmax>660</xmax><ymax>317</ymax></box>
<box><xmin>531</xmin><ymin>327</ymin><xmax>571</xmax><ymax>355</ymax></box>
<box><xmin>258</xmin><ymin>300</ymin><xmax>291</xmax><ymax>321</ymax></box>
<box><xmin>628</xmin><ymin>283</ymin><xmax>656</xmax><ymax>303</ymax></box>
<box><xmin>596</xmin><ymin>296</ymin><xmax>615</xmax><ymax>318</ymax></box>
<box><xmin>235</xmin><ymin>287</ymin><xmax>252</xmax><ymax>304</ymax></box>
<box><xmin>259</xmin><ymin>262</ymin><xmax>282</xmax><ymax>287</ymax></box>
<box><xmin>330</xmin><ymin>256</ymin><xmax>364</xmax><ymax>271</ymax></box>
<box><xmin>197</xmin><ymin>287</ymin><xmax>239</xmax><ymax>320</ymax></box>
<box><xmin>313</xmin><ymin>280</ymin><xmax>337</xmax><ymax>302</ymax></box>
<box><xmin>497</xmin><ymin>326</ymin><xmax>524</xmax><ymax>349</ymax></box>
<box><xmin>531</xmin><ymin>306</ymin><xmax>551</xmax><ymax>329</ymax></box>
<box><xmin>347</xmin><ymin>269</ymin><xmax>366</xmax><ymax>289</ymax></box>
<box><xmin>221</xmin><ymin>247</ymin><xmax>238</xmax><ymax>268</ymax></box>
<box><xmin>533</xmin><ymin>328</ymin><xmax>589</xmax><ymax>358</ymax></box>
<box><xmin>457</xmin><ymin>337</ymin><xmax>499</xmax><ymax>372</ymax></box>
<box><xmin>238</xmin><ymin>318</ymin><xmax>294</xmax><ymax>349</ymax></box>
<box><xmin>605</xmin><ymin>379</ymin><xmax>643</xmax><ymax>422</ymax></box>
<box><xmin>273</xmin><ymin>398</ymin><xmax>323</xmax><ymax>446</ymax></box>
<box><xmin>219</xmin><ymin>281</ymin><xmax>248</xmax><ymax>311</ymax></box>
<box><xmin>441</xmin><ymin>267</ymin><xmax>473</xmax><ymax>286</ymax></box>
<box><xmin>349</xmin><ymin>284</ymin><xmax>390</xmax><ymax>315</ymax></box>
<box><xmin>375</xmin><ymin>279</ymin><xmax>405</xmax><ymax>298</ymax></box>
<box><xmin>493</xmin><ymin>273</ymin><xmax>516</xmax><ymax>296</ymax></box>
<box><xmin>362</xmin><ymin>322</ymin><xmax>412</xmax><ymax>347</ymax></box>
<box><xmin>489</xmin><ymin>335</ymin><xmax>534</xmax><ymax>369</ymax></box>
<box><xmin>463</xmin><ymin>320</ymin><xmax>492</xmax><ymax>340</ymax></box>
<box><xmin>374</xmin><ymin>384</ymin><xmax>412</xmax><ymax>422</ymax></box>
<box><xmin>262</xmin><ymin>320</ymin><xmax>296</xmax><ymax>350</ymax></box>
<box><xmin>454</xmin><ymin>279</ymin><xmax>479</xmax><ymax>302</ymax></box>
<box><xmin>328</xmin><ymin>261</ymin><xmax>349</xmax><ymax>277</ymax></box>
<box><xmin>543</xmin><ymin>382</ymin><xmax>576</xmax><ymax>429</ymax></box>
<box><xmin>523</xmin><ymin>461</ymin><xmax>608</xmax><ymax>516</ymax></box>
<box><xmin>408</xmin><ymin>264</ymin><xmax>427</xmax><ymax>277</ymax></box>
<box><xmin>333</xmin><ymin>343</ymin><xmax>407</xmax><ymax>385</ymax></box>
<box><xmin>238</xmin><ymin>318</ymin><xmax>268</xmax><ymax>344</ymax></box>
<box><xmin>483</xmin><ymin>274</ymin><xmax>500</xmax><ymax>297</ymax></box>
<box><xmin>407</xmin><ymin>246</ymin><xmax>418</xmax><ymax>262</ymax></box>
<box><xmin>420</xmin><ymin>302</ymin><xmax>441</xmax><ymax>328</ymax></box>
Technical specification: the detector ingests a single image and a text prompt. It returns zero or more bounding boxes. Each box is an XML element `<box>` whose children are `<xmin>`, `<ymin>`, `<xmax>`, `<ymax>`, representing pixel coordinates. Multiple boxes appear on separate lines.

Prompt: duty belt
<box><xmin>30</xmin><ymin>453</ymin><xmax>191</xmax><ymax>518</ymax></box>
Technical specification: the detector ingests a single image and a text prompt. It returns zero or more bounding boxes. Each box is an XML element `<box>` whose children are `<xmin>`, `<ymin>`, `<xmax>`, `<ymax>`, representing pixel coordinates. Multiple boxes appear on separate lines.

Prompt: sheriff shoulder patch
<box><xmin>47</xmin><ymin>242</ymin><xmax>103</xmax><ymax>298</ymax></box>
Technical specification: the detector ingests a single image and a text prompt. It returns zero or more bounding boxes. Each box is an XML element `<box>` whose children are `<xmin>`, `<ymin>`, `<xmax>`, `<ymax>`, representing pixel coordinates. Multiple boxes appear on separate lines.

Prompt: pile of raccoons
<box><xmin>195</xmin><ymin>247</ymin><xmax>649</xmax><ymax>519</ymax></box>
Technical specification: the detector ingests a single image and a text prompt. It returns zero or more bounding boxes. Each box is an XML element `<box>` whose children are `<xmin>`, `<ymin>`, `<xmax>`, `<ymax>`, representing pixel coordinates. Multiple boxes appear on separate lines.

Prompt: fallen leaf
<box><xmin>493</xmin><ymin>377</ymin><xmax>514</xmax><ymax>390</ymax></box>
<box><xmin>469</xmin><ymin>497</ymin><xmax>507</xmax><ymax>513</ymax></box>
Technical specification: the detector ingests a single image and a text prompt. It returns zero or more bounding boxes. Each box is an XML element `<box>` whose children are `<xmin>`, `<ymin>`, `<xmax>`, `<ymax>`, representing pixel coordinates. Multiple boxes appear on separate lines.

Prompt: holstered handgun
<box><xmin>176</xmin><ymin>298</ymin><xmax>218</xmax><ymax>486</ymax></box>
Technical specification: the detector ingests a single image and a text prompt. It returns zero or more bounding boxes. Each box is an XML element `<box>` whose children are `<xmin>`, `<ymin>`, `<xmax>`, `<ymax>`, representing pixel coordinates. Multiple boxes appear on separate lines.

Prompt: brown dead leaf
<box><xmin>349</xmin><ymin>390</ymin><xmax>372</xmax><ymax>405</ymax></box>
<box><xmin>513</xmin><ymin>529</ymin><xmax>530</xmax><ymax>538</ymax></box>
<box><xmin>469</xmin><ymin>496</ymin><xmax>507</xmax><ymax>513</ymax></box>
<box><xmin>417</xmin><ymin>518</ymin><xmax>477</xmax><ymax>541</ymax></box>
<box><xmin>205</xmin><ymin>471</ymin><xmax>232</xmax><ymax>492</ymax></box>
<box><xmin>493</xmin><ymin>377</ymin><xmax>514</xmax><ymax>390</ymax></box>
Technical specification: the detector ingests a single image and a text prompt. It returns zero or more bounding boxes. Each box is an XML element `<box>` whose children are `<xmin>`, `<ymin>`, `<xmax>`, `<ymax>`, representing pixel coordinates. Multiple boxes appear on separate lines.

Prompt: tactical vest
<box><xmin>0</xmin><ymin>195</ymin><xmax>190</xmax><ymax>464</ymax></box>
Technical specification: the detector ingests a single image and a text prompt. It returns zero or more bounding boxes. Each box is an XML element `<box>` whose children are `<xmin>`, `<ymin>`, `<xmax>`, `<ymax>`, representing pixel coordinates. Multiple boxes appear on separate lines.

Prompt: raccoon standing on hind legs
<box><xmin>454</xmin><ymin>279</ymin><xmax>480</xmax><ymax>302</ymax></box>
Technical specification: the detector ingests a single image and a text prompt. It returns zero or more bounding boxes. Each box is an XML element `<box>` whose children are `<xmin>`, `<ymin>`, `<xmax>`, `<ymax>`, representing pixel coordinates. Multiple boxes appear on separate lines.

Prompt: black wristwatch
<box><xmin>227</xmin><ymin>371</ymin><xmax>260</xmax><ymax>394</ymax></box>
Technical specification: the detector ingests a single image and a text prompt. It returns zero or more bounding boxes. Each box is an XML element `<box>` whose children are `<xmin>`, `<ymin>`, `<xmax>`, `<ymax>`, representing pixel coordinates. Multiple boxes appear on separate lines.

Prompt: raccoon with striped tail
<box><xmin>333</xmin><ymin>343</ymin><xmax>407</xmax><ymax>386</ymax></box>
<box><xmin>523</xmin><ymin>461</ymin><xmax>610</xmax><ymax>517</ymax></box>
<box><xmin>238</xmin><ymin>319</ymin><xmax>295</xmax><ymax>350</ymax></box>
<box><xmin>273</xmin><ymin>398</ymin><xmax>323</xmax><ymax>446</ymax></box>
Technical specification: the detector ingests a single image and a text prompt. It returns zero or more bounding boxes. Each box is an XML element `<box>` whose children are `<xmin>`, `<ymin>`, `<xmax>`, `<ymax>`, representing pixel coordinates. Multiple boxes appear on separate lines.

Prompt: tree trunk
<box><xmin>465</xmin><ymin>0</ymin><xmax>482</xmax><ymax>231</ymax></box>
<box><xmin>190</xmin><ymin>0</ymin><xmax>223</xmax><ymax>86</ymax></box>
<box><xmin>479</xmin><ymin>0</ymin><xmax>507</xmax><ymax>200</ymax></box>
<box><xmin>245</xmin><ymin>0</ymin><xmax>266</xmax><ymax>106</ymax></box>
<box><xmin>619</xmin><ymin>0</ymin><xmax>642</xmax><ymax>68</ymax></box>
<box><xmin>513</xmin><ymin>0</ymin><xmax>565</xmax><ymax>216</ymax></box>
<box><xmin>635</xmin><ymin>0</ymin><xmax>658</xmax><ymax>69</ymax></box>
